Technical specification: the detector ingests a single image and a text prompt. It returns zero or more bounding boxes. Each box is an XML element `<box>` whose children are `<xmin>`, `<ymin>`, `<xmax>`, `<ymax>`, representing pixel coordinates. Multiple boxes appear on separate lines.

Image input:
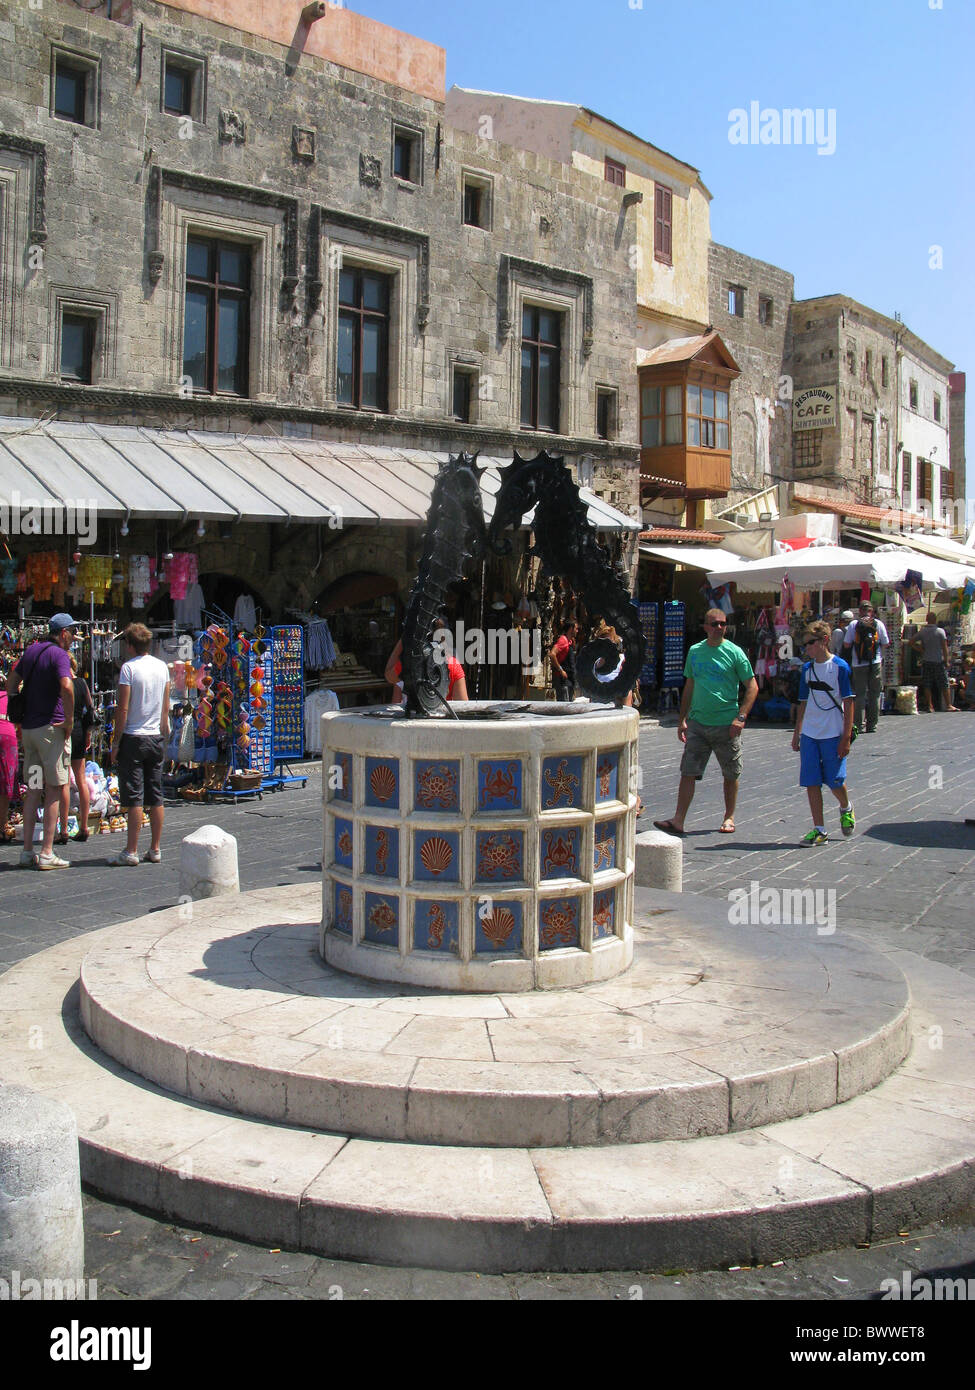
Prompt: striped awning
<box><xmin>0</xmin><ymin>419</ymin><xmax>639</xmax><ymax>532</ymax></box>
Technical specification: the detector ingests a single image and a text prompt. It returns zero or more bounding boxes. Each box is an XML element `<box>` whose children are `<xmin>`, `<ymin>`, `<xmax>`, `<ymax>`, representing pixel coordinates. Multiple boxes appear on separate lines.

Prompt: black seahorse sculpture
<box><xmin>487</xmin><ymin>450</ymin><xmax>645</xmax><ymax>703</ymax></box>
<box><xmin>400</xmin><ymin>452</ymin><xmax>486</xmax><ymax>716</ymax></box>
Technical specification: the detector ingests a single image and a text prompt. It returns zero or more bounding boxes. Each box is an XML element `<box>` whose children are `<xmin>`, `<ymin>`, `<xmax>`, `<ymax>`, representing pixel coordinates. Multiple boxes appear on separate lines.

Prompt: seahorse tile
<box><xmin>413</xmin><ymin>899</ymin><xmax>460</xmax><ymax>954</ymax></box>
<box><xmin>595</xmin><ymin>749</ymin><xmax>620</xmax><ymax>803</ymax></box>
<box><xmin>365</xmin><ymin>825</ymin><xmax>399</xmax><ymax>879</ymax></box>
<box><xmin>592</xmin><ymin>888</ymin><xmax>616</xmax><ymax>941</ymax></box>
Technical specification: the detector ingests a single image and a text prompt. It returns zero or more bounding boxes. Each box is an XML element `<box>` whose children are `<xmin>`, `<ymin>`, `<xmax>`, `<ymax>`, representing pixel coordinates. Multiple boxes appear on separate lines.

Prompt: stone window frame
<box><xmin>500</xmin><ymin>257</ymin><xmax>592</xmax><ymax>439</ymax></box>
<box><xmin>48</xmin><ymin>285</ymin><xmax>119</xmax><ymax>385</ymax></box>
<box><xmin>596</xmin><ymin>385</ymin><xmax>619</xmax><ymax>441</ymax></box>
<box><xmin>391</xmin><ymin>122</ymin><xmax>424</xmax><ymax>186</ymax></box>
<box><xmin>160</xmin><ymin>192</ymin><xmax>281</xmax><ymax>402</ymax></box>
<box><xmin>320</xmin><ymin>213</ymin><xmax>426</xmax><ymax>416</ymax></box>
<box><xmin>727</xmin><ymin>284</ymin><xmax>744</xmax><ymax>318</ymax></box>
<box><xmin>50</xmin><ymin>45</ymin><xmax>101</xmax><ymax>130</ymax></box>
<box><xmin>0</xmin><ymin>147</ymin><xmax>37</xmax><ymax>374</ymax></box>
<box><xmin>460</xmin><ymin>169</ymin><xmax>493</xmax><ymax>231</ymax></box>
<box><xmin>758</xmin><ymin>295</ymin><xmax>773</xmax><ymax>326</ymax></box>
<box><xmin>448</xmin><ymin>353</ymin><xmax>481</xmax><ymax>424</ymax></box>
<box><xmin>160</xmin><ymin>46</ymin><xmax>207</xmax><ymax>126</ymax></box>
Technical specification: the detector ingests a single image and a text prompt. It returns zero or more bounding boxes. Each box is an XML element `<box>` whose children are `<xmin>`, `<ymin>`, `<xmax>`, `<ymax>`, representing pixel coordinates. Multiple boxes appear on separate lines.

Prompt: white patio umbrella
<box><xmin>707</xmin><ymin>545</ymin><xmax>970</xmax><ymax>593</ymax></box>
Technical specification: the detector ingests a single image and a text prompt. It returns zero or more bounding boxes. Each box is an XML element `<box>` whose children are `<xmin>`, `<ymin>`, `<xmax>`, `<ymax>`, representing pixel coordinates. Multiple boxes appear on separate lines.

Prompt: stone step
<box><xmin>2</xmin><ymin>927</ymin><xmax>974</xmax><ymax>1273</ymax></box>
<box><xmin>76</xmin><ymin>887</ymin><xmax>911</xmax><ymax>1147</ymax></box>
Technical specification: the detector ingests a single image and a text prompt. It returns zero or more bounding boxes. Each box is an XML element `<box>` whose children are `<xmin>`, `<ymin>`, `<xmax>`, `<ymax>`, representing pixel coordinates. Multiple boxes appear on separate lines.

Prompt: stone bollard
<box><xmin>180</xmin><ymin>824</ymin><xmax>240</xmax><ymax>901</ymax></box>
<box><xmin>0</xmin><ymin>1084</ymin><xmax>84</xmax><ymax>1289</ymax></box>
<box><xmin>634</xmin><ymin>828</ymin><xmax>683</xmax><ymax>892</ymax></box>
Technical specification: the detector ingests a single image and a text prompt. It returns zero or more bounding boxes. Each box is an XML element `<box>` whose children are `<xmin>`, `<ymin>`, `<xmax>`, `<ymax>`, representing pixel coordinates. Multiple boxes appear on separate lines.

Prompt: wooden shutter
<box><xmin>654</xmin><ymin>184</ymin><xmax>672</xmax><ymax>265</ymax></box>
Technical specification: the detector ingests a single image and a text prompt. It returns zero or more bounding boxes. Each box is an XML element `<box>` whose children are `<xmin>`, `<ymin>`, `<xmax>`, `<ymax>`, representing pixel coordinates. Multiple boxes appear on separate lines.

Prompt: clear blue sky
<box><xmin>353</xmin><ymin>0</ymin><xmax>973</xmax><ymax>450</ymax></box>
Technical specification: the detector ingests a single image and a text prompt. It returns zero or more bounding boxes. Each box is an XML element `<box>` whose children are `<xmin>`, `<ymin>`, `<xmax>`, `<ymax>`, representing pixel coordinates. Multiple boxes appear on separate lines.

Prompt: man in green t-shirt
<box><xmin>653</xmin><ymin>608</ymin><xmax>757</xmax><ymax>835</ymax></box>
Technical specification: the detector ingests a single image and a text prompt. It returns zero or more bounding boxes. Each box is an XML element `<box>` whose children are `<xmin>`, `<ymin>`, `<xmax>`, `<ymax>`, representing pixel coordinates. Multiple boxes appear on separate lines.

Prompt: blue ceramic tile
<box><xmin>363</xmin><ymin>892</ymin><xmax>399</xmax><ymax>947</ymax></box>
<box><xmin>332</xmin><ymin>751</ymin><xmax>352</xmax><ymax>803</ymax></box>
<box><xmin>365</xmin><ymin>757</ymin><xmax>399</xmax><ymax>809</ymax></box>
<box><xmin>538</xmin><ymin>896</ymin><xmax>580</xmax><ymax>951</ymax></box>
<box><xmin>593</xmin><ymin>819</ymin><xmax>618</xmax><ymax>873</ymax></box>
<box><xmin>539</xmin><ymin>826</ymin><xmax>581</xmax><ymax>880</ymax></box>
<box><xmin>592</xmin><ymin>888</ymin><xmax>616</xmax><ymax>941</ymax></box>
<box><xmin>413</xmin><ymin>899</ymin><xmax>460</xmax><ymax>954</ymax></box>
<box><xmin>541</xmin><ymin>755</ymin><xmax>583</xmax><ymax>809</ymax></box>
<box><xmin>475</xmin><ymin>829</ymin><xmax>524</xmax><ymax>882</ymax></box>
<box><xmin>414</xmin><ymin>830</ymin><xmax>460</xmax><ymax>883</ymax></box>
<box><xmin>333</xmin><ymin>881</ymin><xmax>353</xmax><ymax>935</ymax></box>
<box><xmin>414</xmin><ymin>760</ymin><xmax>461</xmax><ymax>813</ymax></box>
<box><xmin>474</xmin><ymin>898</ymin><xmax>524</xmax><ymax>955</ymax></box>
<box><xmin>334</xmin><ymin>817</ymin><xmax>354</xmax><ymax>869</ymax></box>
<box><xmin>364</xmin><ymin>824</ymin><xmax>398</xmax><ymax>879</ymax></box>
<box><xmin>595</xmin><ymin>750</ymin><xmax>620</xmax><ymax>803</ymax></box>
<box><xmin>477</xmin><ymin>759</ymin><xmax>522</xmax><ymax>811</ymax></box>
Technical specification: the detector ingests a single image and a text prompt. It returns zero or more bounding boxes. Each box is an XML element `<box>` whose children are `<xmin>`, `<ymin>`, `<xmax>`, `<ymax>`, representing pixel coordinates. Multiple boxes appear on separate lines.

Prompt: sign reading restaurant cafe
<box><xmin>793</xmin><ymin>386</ymin><xmax>837</xmax><ymax>431</ymax></box>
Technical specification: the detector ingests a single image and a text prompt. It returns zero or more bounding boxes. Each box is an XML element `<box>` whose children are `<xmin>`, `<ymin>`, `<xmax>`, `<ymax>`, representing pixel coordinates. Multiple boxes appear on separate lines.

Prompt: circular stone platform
<box><xmin>78</xmin><ymin>884</ymin><xmax>911</xmax><ymax>1149</ymax></box>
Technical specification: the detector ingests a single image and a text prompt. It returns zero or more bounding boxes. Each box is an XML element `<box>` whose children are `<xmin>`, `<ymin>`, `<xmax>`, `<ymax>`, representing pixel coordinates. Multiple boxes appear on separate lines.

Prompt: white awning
<box><xmin>843</xmin><ymin>526</ymin><xmax>975</xmax><ymax>573</ymax></box>
<box><xmin>639</xmin><ymin>544</ymin><xmax>746</xmax><ymax>572</ymax></box>
<box><xmin>708</xmin><ymin>543</ymin><xmax>970</xmax><ymax>593</ymax></box>
<box><xmin>0</xmin><ymin>419</ymin><xmax>639</xmax><ymax>532</ymax></box>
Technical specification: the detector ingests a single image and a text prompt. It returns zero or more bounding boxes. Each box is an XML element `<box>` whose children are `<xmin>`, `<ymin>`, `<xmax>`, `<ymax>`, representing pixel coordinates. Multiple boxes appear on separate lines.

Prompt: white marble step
<box><xmin>76</xmin><ymin>888</ymin><xmax>912</xmax><ymax>1148</ymax></box>
<box><xmin>2</xmin><ymin>931</ymin><xmax>973</xmax><ymax>1273</ymax></box>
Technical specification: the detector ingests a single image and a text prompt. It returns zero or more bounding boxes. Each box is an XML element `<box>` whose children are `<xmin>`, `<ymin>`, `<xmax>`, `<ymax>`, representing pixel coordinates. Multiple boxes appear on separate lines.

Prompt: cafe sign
<box><xmin>793</xmin><ymin>386</ymin><xmax>836</xmax><ymax>430</ymax></box>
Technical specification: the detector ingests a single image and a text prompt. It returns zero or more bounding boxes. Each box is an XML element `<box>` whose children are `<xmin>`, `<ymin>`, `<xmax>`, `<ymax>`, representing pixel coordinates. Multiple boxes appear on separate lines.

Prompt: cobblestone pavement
<box><xmin>5</xmin><ymin>712</ymin><xmax>975</xmax><ymax>1300</ymax></box>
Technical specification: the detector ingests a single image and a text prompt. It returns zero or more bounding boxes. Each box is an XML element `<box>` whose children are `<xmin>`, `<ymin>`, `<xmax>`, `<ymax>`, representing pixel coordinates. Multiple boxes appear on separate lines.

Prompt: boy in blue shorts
<box><xmin>791</xmin><ymin>620</ymin><xmax>855</xmax><ymax>845</ymax></box>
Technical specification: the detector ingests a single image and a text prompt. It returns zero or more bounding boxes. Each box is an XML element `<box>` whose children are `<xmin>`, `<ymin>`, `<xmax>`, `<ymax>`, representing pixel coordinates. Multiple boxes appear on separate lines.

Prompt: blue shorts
<box><xmin>799</xmin><ymin>734</ymin><xmax>847</xmax><ymax>790</ymax></box>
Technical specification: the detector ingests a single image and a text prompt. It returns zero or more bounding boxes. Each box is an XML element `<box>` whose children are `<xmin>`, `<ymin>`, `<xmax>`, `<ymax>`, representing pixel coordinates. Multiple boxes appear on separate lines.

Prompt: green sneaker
<box><xmin>801</xmin><ymin>828</ymin><xmax>829</xmax><ymax>846</ymax></box>
<box><xmin>840</xmin><ymin>805</ymin><xmax>855</xmax><ymax>837</ymax></box>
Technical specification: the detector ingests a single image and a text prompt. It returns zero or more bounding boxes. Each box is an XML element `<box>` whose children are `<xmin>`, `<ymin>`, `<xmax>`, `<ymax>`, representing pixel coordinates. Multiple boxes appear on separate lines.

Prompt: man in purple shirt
<box><xmin>6</xmin><ymin>613</ymin><xmax>77</xmax><ymax>869</ymax></box>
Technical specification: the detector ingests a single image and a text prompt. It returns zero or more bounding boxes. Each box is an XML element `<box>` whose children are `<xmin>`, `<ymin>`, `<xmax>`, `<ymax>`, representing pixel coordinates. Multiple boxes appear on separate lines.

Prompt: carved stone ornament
<box><xmin>219</xmin><ymin>110</ymin><xmax>247</xmax><ymax>145</ymax></box>
<box><xmin>359</xmin><ymin>154</ymin><xmax>382</xmax><ymax>188</ymax></box>
<box><xmin>147</xmin><ymin>251</ymin><xmax>165</xmax><ymax>285</ymax></box>
<box><xmin>292</xmin><ymin>126</ymin><xmax>315</xmax><ymax>162</ymax></box>
<box><xmin>416</xmin><ymin>303</ymin><xmax>431</xmax><ymax>333</ymax></box>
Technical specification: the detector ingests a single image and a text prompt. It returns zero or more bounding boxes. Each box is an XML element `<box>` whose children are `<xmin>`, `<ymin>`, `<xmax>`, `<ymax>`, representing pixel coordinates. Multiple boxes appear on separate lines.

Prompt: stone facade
<box><xmin>708</xmin><ymin>243</ymin><xmax>793</xmax><ymax>508</ymax></box>
<box><xmin>0</xmin><ymin>0</ymin><xmax>640</xmax><ymax>614</ymax></box>
<box><xmin>790</xmin><ymin>296</ymin><xmax>951</xmax><ymax>513</ymax></box>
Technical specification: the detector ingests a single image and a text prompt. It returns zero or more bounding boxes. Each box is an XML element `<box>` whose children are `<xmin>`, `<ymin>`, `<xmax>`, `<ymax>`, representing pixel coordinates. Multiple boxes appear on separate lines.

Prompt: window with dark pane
<box><xmin>392</xmin><ymin>127</ymin><xmax>420</xmax><ymax>183</ymax></box>
<box><xmin>604</xmin><ymin>157</ymin><xmax>625</xmax><ymax>187</ymax></box>
<box><xmin>463</xmin><ymin>182</ymin><xmax>482</xmax><ymax>226</ymax></box>
<box><xmin>452</xmin><ymin>368</ymin><xmax>474</xmax><ymax>422</ymax></box>
<box><xmin>520</xmin><ymin>305</ymin><xmax>561</xmax><ymax>432</ymax></box>
<box><xmin>654</xmin><ymin>184</ymin><xmax>672</xmax><ymax>265</ymax></box>
<box><xmin>758</xmin><ymin>296</ymin><xmax>773</xmax><ymax>326</ymax></box>
<box><xmin>60</xmin><ymin>313</ymin><xmax>95</xmax><ymax>383</ymax></box>
<box><xmin>164</xmin><ymin>62</ymin><xmax>192</xmax><ymax>116</ymax></box>
<box><xmin>686</xmin><ymin>383</ymin><xmax>729</xmax><ymax>450</ymax></box>
<box><xmin>596</xmin><ymin>389</ymin><xmax>616</xmax><ymax>440</ymax></box>
<box><xmin>337</xmin><ymin>267</ymin><xmax>390</xmax><ymax>412</ymax></box>
<box><xmin>182</xmin><ymin>234</ymin><xmax>250</xmax><ymax>396</ymax></box>
<box><xmin>54</xmin><ymin>61</ymin><xmax>87</xmax><ymax>123</ymax></box>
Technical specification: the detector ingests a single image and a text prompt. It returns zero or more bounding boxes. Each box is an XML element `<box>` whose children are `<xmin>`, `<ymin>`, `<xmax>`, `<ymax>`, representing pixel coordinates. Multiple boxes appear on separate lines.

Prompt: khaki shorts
<box><xmin>22</xmin><ymin>723</ymin><xmax>71</xmax><ymax>789</ymax></box>
<box><xmin>680</xmin><ymin>719</ymin><xmax>743</xmax><ymax>782</ymax></box>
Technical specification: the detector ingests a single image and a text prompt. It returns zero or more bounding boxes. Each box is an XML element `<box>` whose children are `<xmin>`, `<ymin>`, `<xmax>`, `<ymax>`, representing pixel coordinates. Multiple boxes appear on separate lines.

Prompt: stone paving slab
<box><xmin>75</xmin><ymin>886</ymin><xmax>911</xmax><ymax>1147</ymax></box>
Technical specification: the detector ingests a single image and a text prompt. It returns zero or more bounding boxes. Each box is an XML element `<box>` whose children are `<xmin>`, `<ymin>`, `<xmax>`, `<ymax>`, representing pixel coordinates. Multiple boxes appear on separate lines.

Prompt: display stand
<box><xmin>638</xmin><ymin>602</ymin><xmax>658</xmax><ymax>691</ymax></box>
<box><xmin>266</xmin><ymin>623</ymin><xmax>306</xmax><ymax>790</ymax></box>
